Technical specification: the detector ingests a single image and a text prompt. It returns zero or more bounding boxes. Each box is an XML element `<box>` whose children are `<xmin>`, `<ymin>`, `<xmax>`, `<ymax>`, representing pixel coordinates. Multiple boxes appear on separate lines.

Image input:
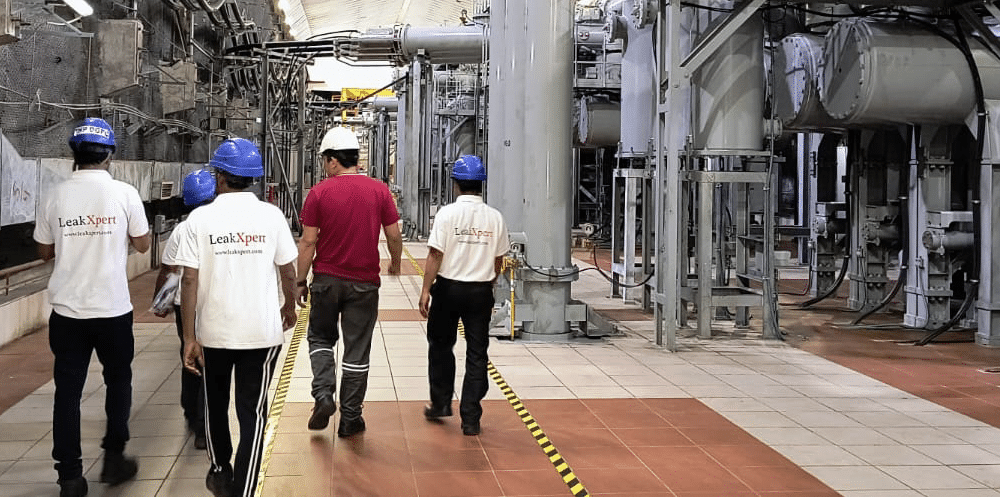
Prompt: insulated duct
<box><xmin>821</xmin><ymin>19</ymin><xmax>1000</xmax><ymax>125</ymax></box>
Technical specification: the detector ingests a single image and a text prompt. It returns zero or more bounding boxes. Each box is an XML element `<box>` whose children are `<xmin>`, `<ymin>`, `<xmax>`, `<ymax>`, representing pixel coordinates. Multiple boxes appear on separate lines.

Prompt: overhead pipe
<box><xmin>338</xmin><ymin>25</ymin><xmax>485</xmax><ymax>65</ymax></box>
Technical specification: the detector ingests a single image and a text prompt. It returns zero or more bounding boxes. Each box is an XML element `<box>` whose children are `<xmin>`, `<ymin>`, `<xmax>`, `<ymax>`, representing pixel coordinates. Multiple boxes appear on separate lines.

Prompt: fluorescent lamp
<box><xmin>63</xmin><ymin>0</ymin><xmax>93</xmax><ymax>17</ymax></box>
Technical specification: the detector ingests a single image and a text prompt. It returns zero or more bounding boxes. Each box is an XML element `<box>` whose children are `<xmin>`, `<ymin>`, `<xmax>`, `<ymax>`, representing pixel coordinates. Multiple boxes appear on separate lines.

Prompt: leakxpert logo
<box><xmin>453</xmin><ymin>226</ymin><xmax>493</xmax><ymax>238</ymax></box>
<box><xmin>208</xmin><ymin>232</ymin><xmax>267</xmax><ymax>246</ymax></box>
<box><xmin>58</xmin><ymin>215</ymin><xmax>117</xmax><ymax>228</ymax></box>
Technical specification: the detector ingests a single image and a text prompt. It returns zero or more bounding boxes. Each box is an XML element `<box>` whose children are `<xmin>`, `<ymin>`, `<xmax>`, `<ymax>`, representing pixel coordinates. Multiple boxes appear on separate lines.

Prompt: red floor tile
<box><xmin>701</xmin><ymin>444</ymin><xmax>797</xmax><ymax>468</ymax></box>
<box><xmin>413</xmin><ymin>470</ymin><xmax>504</xmax><ymax>497</ymax></box>
<box><xmin>552</xmin><ymin>445</ymin><xmax>645</xmax><ymax>469</ymax></box>
<box><xmin>571</xmin><ymin>467</ymin><xmax>670</xmax><ymax>494</ymax></box>
<box><xmin>494</xmin><ymin>469</ymin><xmax>573</xmax><ymax>496</ymax></box>
<box><xmin>728</xmin><ymin>465</ymin><xmax>830</xmax><ymax>492</ymax></box>
<box><xmin>611</xmin><ymin>427</ymin><xmax>693</xmax><ymax>447</ymax></box>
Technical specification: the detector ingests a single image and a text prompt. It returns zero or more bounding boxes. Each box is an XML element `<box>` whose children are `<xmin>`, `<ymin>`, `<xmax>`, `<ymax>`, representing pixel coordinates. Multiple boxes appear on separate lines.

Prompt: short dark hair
<box><xmin>218</xmin><ymin>169</ymin><xmax>253</xmax><ymax>190</ymax></box>
<box><xmin>322</xmin><ymin>148</ymin><xmax>359</xmax><ymax>168</ymax></box>
<box><xmin>72</xmin><ymin>144</ymin><xmax>113</xmax><ymax>168</ymax></box>
<box><xmin>454</xmin><ymin>179</ymin><xmax>482</xmax><ymax>194</ymax></box>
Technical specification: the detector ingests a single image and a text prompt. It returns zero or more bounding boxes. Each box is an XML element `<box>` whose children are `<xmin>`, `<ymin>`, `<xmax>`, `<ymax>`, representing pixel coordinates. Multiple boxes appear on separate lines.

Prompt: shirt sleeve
<box><xmin>161</xmin><ymin>222</ymin><xmax>184</xmax><ymax>265</ymax></box>
<box><xmin>172</xmin><ymin>216</ymin><xmax>200</xmax><ymax>269</ymax></box>
<box><xmin>426</xmin><ymin>207</ymin><xmax>446</xmax><ymax>253</ymax></box>
<box><xmin>125</xmin><ymin>187</ymin><xmax>150</xmax><ymax>237</ymax></box>
<box><xmin>33</xmin><ymin>197</ymin><xmax>53</xmax><ymax>244</ymax></box>
<box><xmin>494</xmin><ymin>213</ymin><xmax>509</xmax><ymax>258</ymax></box>
<box><xmin>273</xmin><ymin>212</ymin><xmax>298</xmax><ymax>266</ymax></box>
<box><xmin>380</xmin><ymin>185</ymin><xmax>400</xmax><ymax>227</ymax></box>
<box><xmin>300</xmin><ymin>189</ymin><xmax>318</xmax><ymax>228</ymax></box>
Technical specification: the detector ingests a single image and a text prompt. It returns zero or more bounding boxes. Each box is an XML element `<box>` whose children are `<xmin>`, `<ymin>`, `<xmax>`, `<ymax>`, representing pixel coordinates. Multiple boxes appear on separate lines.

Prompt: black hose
<box><xmin>801</xmin><ymin>133</ymin><xmax>855</xmax><ymax>309</ymax></box>
<box><xmin>916</xmin><ymin>15</ymin><xmax>984</xmax><ymax>345</ymax></box>
<box><xmin>853</xmin><ymin>124</ymin><xmax>914</xmax><ymax>325</ymax></box>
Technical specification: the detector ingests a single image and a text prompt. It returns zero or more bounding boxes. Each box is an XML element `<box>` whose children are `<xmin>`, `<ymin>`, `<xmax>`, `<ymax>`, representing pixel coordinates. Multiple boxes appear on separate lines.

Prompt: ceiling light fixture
<box><xmin>63</xmin><ymin>0</ymin><xmax>93</xmax><ymax>17</ymax></box>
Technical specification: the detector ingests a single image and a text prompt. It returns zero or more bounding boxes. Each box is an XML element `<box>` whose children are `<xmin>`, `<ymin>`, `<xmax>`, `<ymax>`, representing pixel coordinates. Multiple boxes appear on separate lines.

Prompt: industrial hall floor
<box><xmin>4</xmin><ymin>243</ymin><xmax>1000</xmax><ymax>496</ymax></box>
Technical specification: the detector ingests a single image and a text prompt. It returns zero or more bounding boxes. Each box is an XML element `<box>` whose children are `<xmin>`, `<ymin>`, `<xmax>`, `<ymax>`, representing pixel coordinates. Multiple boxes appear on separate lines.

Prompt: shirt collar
<box><xmin>72</xmin><ymin>169</ymin><xmax>112</xmax><ymax>179</ymax></box>
<box><xmin>456</xmin><ymin>195</ymin><xmax>483</xmax><ymax>203</ymax></box>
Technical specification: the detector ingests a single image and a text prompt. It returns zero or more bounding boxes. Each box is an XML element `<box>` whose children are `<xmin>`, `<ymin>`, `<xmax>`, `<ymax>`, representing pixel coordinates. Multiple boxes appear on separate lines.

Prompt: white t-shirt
<box><xmin>427</xmin><ymin>195</ymin><xmax>509</xmax><ymax>282</ymax></box>
<box><xmin>161</xmin><ymin>220</ymin><xmax>188</xmax><ymax>306</ymax></box>
<box><xmin>33</xmin><ymin>169</ymin><xmax>149</xmax><ymax>319</ymax></box>
<box><xmin>173</xmin><ymin>192</ymin><xmax>297</xmax><ymax>349</ymax></box>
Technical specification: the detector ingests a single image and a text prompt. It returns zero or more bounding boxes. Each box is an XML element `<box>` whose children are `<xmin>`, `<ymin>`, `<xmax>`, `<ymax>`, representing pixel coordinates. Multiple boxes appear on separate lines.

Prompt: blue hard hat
<box><xmin>182</xmin><ymin>169</ymin><xmax>216</xmax><ymax>206</ymax></box>
<box><xmin>68</xmin><ymin>117</ymin><xmax>116</xmax><ymax>152</ymax></box>
<box><xmin>451</xmin><ymin>155</ymin><xmax>486</xmax><ymax>181</ymax></box>
<box><xmin>209</xmin><ymin>138</ymin><xmax>263</xmax><ymax>178</ymax></box>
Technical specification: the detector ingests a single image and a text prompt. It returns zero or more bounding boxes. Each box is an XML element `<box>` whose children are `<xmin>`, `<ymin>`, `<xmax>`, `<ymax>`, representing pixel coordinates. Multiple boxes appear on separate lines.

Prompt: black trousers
<box><xmin>202</xmin><ymin>345</ymin><xmax>280</xmax><ymax>497</ymax></box>
<box><xmin>48</xmin><ymin>311</ymin><xmax>134</xmax><ymax>481</ymax></box>
<box><xmin>306</xmin><ymin>274</ymin><xmax>380</xmax><ymax>421</ymax></box>
<box><xmin>173</xmin><ymin>304</ymin><xmax>204</xmax><ymax>434</ymax></box>
<box><xmin>425</xmin><ymin>277</ymin><xmax>495</xmax><ymax>424</ymax></box>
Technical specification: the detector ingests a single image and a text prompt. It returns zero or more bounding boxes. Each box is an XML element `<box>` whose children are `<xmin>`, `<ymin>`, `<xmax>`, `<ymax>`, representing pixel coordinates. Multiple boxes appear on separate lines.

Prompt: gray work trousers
<box><xmin>307</xmin><ymin>274</ymin><xmax>379</xmax><ymax>420</ymax></box>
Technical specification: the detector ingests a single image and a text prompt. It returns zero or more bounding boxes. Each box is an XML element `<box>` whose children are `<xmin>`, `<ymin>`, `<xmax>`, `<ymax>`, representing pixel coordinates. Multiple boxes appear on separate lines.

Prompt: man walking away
<box><xmin>152</xmin><ymin>168</ymin><xmax>216</xmax><ymax>451</ymax></box>
<box><xmin>34</xmin><ymin>117</ymin><xmax>149</xmax><ymax>497</ymax></box>
<box><xmin>296</xmin><ymin>126</ymin><xmax>403</xmax><ymax>437</ymax></box>
<box><xmin>420</xmin><ymin>155</ymin><xmax>508</xmax><ymax>436</ymax></box>
<box><xmin>176</xmin><ymin>138</ymin><xmax>298</xmax><ymax>497</ymax></box>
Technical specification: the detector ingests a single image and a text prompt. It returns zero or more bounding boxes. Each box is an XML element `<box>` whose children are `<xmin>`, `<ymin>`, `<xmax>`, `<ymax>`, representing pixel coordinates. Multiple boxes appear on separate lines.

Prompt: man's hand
<box><xmin>419</xmin><ymin>289</ymin><xmax>431</xmax><ymax>319</ymax></box>
<box><xmin>183</xmin><ymin>340</ymin><xmax>203</xmax><ymax>375</ymax></box>
<box><xmin>281</xmin><ymin>301</ymin><xmax>297</xmax><ymax>329</ymax></box>
<box><xmin>387</xmin><ymin>260</ymin><xmax>401</xmax><ymax>276</ymax></box>
<box><xmin>296</xmin><ymin>284</ymin><xmax>309</xmax><ymax>307</ymax></box>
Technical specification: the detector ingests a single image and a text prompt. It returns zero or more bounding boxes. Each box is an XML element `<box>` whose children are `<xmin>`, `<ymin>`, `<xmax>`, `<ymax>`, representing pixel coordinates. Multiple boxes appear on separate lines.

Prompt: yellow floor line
<box><xmin>254</xmin><ymin>303</ymin><xmax>309</xmax><ymax>497</ymax></box>
<box><xmin>403</xmin><ymin>247</ymin><xmax>590</xmax><ymax>497</ymax></box>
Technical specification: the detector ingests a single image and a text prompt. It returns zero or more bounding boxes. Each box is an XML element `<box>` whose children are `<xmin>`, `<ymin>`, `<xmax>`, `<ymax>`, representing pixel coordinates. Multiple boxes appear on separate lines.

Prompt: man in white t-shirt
<box><xmin>33</xmin><ymin>118</ymin><xmax>149</xmax><ymax>497</ymax></box>
<box><xmin>152</xmin><ymin>168</ymin><xmax>216</xmax><ymax>452</ymax></box>
<box><xmin>419</xmin><ymin>155</ymin><xmax>508</xmax><ymax>436</ymax></box>
<box><xmin>174</xmin><ymin>138</ymin><xmax>297</xmax><ymax>497</ymax></box>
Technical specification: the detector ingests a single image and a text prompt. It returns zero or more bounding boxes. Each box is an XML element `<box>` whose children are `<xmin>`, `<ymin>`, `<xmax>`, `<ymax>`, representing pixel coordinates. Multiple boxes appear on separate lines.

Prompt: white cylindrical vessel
<box><xmin>821</xmin><ymin>19</ymin><xmax>1000</xmax><ymax>125</ymax></box>
<box><xmin>579</xmin><ymin>98</ymin><xmax>621</xmax><ymax>147</ymax></box>
<box><xmin>774</xmin><ymin>33</ymin><xmax>841</xmax><ymax>130</ymax></box>
<box><xmin>399</xmin><ymin>26</ymin><xmax>486</xmax><ymax>64</ymax></box>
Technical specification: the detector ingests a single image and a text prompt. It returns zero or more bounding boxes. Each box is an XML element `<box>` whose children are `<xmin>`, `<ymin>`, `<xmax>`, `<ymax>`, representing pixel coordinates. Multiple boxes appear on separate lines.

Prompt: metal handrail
<box><xmin>0</xmin><ymin>259</ymin><xmax>49</xmax><ymax>297</ymax></box>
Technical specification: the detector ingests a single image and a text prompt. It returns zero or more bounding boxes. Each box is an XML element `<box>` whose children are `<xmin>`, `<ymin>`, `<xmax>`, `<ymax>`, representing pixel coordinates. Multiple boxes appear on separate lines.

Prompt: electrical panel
<box><xmin>97</xmin><ymin>19</ymin><xmax>143</xmax><ymax>96</ymax></box>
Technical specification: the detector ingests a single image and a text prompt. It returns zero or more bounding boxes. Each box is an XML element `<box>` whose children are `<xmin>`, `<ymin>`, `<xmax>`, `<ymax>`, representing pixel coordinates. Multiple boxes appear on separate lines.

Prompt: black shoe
<box><xmin>206</xmin><ymin>467</ymin><xmax>235</xmax><ymax>497</ymax></box>
<box><xmin>57</xmin><ymin>476</ymin><xmax>88</xmax><ymax>497</ymax></box>
<box><xmin>423</xmin><ymin>403</ymin><xmax>453</xmax><ymax>419</ymax></box>
<box><xmin>337</xmin><ymin>416</ymin><xmax>366</xmax><ymax>438</ymax></box>
<box><xmin>99</xmin><ymin>452</ymin><xmax>138</xmax><ymax>486</ymax></box>
<box><xmin>308</xmin><ymin>396</ymin><xmax>337</xmax><ymax>431</ymax></box>
<box><xmin>193</xmin><ymin>432</ymin><xmax>207</xmax><ymax>450</ymax></box>
<box><xmin>462</xmin><ymin>422</ymin><xmax>481</xmax><ymax>436</ymax></box>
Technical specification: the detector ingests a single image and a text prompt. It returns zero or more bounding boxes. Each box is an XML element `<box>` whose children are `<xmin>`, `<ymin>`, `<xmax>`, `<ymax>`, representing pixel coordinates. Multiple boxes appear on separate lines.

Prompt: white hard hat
<box><xmin>320</xmin><ymin>126</ymin><xmax>359</xmax><ymax>151</ymax></box>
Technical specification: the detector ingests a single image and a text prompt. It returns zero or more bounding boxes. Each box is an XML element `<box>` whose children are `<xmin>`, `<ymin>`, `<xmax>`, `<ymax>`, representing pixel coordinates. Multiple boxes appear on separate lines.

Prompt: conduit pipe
<box><xmin>339</xmin><ymin>26</ymin><xmax>485</xmax><ymax>65</ymax></box>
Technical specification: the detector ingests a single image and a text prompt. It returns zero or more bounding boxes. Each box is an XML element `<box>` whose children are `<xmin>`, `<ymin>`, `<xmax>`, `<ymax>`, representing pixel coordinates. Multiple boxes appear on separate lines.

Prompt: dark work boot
<box><xmin>99</xmin><ymin>452</ymin><xmax>138</xmax><ymax>486</ymax></box>
<box><xmin>337</xmin><ymin>416</ymin><xmax>366</xmax><ymax>438</ymax></box>
<box><xmin>307</xmin><ymin>396</ymin><xmax>337</xmax><ymax>431</ymax></box>
<box><xmin>57</xmin><ymin>476</ymin><xmax>88</xmax><ymax>497</ymax></box>
<box><xmin>423</xmin><ymin>403</ymin><xmax>453</xmax><ymax>419</ymax></box>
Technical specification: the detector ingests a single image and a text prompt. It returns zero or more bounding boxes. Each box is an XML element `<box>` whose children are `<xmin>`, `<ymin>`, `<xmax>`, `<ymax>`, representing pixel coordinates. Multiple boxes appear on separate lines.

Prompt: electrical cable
<box><xmin>915</xmin><ymin>14</ymin><xmax>985</xmax><ymax>346</ymax></box>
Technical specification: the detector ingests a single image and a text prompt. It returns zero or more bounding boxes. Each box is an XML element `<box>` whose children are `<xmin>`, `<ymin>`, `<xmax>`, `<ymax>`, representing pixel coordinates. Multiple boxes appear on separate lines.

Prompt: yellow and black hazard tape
<box><xmin>403</xmin><ymin>247</ymin><xmax>590</xmax><ymax>497</ymax></box>
<box><xmin>254</xmin><ymin>302</ymin><xmax>310</xmax><ymax>497</ymax></box>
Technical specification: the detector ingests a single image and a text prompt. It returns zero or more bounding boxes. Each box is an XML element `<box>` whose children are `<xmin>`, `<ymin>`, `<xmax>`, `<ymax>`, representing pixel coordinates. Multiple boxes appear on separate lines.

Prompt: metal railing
<box><xmin>0</xmin><ymin>259</ymin><xmax>50</xmax><ymax>298</ymax></box>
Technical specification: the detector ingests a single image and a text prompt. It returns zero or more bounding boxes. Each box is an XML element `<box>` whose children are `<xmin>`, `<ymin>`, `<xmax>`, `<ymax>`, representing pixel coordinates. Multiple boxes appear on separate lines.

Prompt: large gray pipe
<box><xmin>345</xmin><ymin>26</ymin><xmax>485</xmax><ymax>65</ymax></box>
<box><xmin>521</xmin><ymin>0</ymin><xmax>574</xmax><ymax>338</ymax></box>
<box><xmin>486</xmin><ymin>1</ymin><xmax>507</xmax><ymax>208</ymax></box>
<box><xmin>502</xmin><ymin>1</ymin><xmax>526</xmax><ymax>232</ymax></box>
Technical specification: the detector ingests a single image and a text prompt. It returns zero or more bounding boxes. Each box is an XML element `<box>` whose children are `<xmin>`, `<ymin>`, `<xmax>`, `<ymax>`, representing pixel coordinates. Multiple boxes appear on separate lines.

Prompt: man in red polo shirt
<box><xmin>296</xmin><ymin>126</ymin><xmax>402</xmax><ymax>437</ymax></box>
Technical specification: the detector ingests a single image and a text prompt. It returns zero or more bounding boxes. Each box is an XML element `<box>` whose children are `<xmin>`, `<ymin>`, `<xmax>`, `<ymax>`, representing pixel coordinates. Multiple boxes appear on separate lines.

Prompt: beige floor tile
<box><xmin>879</xmin><ymin>465</ymin><xmax>986</xmax><ymax>490</ymax></box>
<box><xmin>772</xmin><ymin>444</ymin><xmax>867</xmax><ymax>466</ymax></box>
<box><xmin>805</xmin><ymin>465</ymin><xmax>907</xmax><ymax>491</ymax></box>
<box><xmin>845</xmin><ymin>445</ymin><xmax>940</xmax><ymax>466</ymax></box>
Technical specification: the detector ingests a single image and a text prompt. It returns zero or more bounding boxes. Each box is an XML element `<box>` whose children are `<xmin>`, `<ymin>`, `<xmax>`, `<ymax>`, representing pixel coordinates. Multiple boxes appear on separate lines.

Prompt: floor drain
<box><xmin>978</xmin><ymin>367</ymin><xmax>1000</xmax><ymax>374</ymax></box>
